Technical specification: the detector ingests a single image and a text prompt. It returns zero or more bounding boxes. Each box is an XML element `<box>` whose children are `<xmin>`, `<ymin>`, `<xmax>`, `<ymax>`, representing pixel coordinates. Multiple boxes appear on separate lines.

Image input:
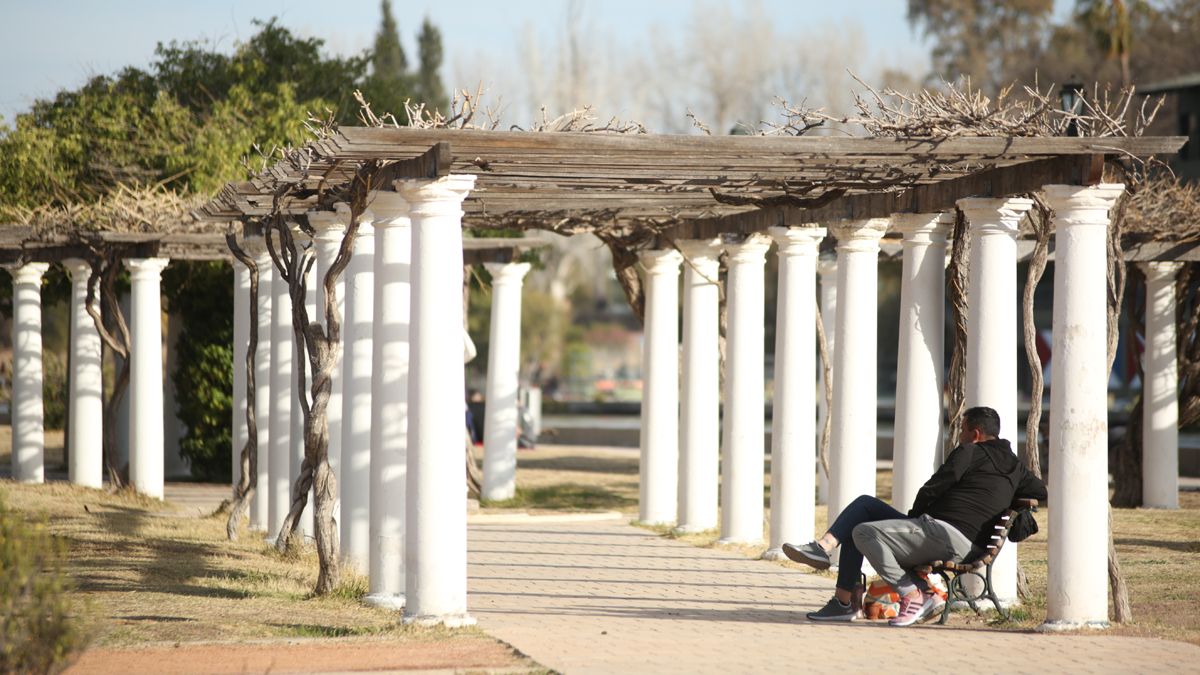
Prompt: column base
<box><xmin>671</xmin><ymin>524</ymin><xmax>716</xmax><ymax>536</ymax></box>
<box><xmin>761</xmin><ymin>548</ymin><xmax>787</xmax><ymax>561</ymax></box>
<box><xmin>402</xmin><ymin>612</ymin><xmax>476</xmax><ymax>628</ymax></box>
<box><xmin>717</xmin><ymin>536</ymin><xmax>763</xmax><ymax>546</ymax></box>
<box><xmin>634</xmin><ymin>518</ymin><xmax>676</xmax><ymax>528</ymax></box>
<box><xmin>364</xmin><ymin>593</ymin><xmax>406</xmax><ymax>611</ymax></box>
<box><xmin>1038</xmin><ymin>619</ymin><xmax>1110</xmax><ymax>632</ymax></box>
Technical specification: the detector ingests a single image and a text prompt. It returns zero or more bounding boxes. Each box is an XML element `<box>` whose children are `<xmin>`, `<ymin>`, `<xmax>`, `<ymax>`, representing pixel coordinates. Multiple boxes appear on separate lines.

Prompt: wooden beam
<box><xmin>664</xmin><ymin>155</ymin><xmax>1099</xmax><ymax>240</ymax></box>
<box><xmin>336</xmin><ymin>127</ymin><xmax>1187</xmax><ymax>158</ymax></box>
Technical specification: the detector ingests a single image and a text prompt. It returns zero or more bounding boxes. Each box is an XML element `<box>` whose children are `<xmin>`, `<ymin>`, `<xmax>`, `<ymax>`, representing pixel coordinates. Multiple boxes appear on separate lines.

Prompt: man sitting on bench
<box><xmin>783</xmin><ymin>406</ymin><xmax>1048</xmax><ymax>626</ymax></box>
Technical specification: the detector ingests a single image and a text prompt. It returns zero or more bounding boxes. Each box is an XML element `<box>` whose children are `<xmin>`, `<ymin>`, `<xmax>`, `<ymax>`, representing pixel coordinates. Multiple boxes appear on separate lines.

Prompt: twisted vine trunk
<box><xmin>944</xmin><ymin>209</ymin><xmax>970</xmax><ymax>452</ymax></box>
<box><xmin>1021</xmin><ymin>200</ymin><xmax>1052</xmax><ymax>480</ymax></box>
<box><xmin>265</xmin><ymin>161</ymin><xmax>384</xmax><ymax>595</ymax></box>
<box><xmin>1105</xmin><ymin>195</ymin><xmax>1133</xmax><ymax>624</ymax></box>
<box><xmin>84</xmin><ymin>251</ymin><xmax>132</xmax><ymax>490</ymax></box>
<box><xmin>815</xmin><ymin>307</ymin><xmax>833</xmax><ymax>478</ymax></box>
<box><xmin>225</xmin><ymin>232</ymin><xmax>259</xmax><ymax>540</ymax></box>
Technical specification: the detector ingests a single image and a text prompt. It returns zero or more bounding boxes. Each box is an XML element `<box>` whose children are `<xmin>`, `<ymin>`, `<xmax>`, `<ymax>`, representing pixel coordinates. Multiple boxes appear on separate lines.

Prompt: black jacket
<box><xmin>908</xmin><ymin>438</ymin><xmax>1048</xmax><ymax>552</ymax></box>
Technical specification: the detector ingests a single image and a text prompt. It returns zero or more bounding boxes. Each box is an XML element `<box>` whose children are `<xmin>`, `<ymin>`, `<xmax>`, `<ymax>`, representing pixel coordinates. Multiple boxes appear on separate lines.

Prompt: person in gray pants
<box><xmin>783</xmin><ymin>406</ymin><xmax>1047</xmax><ymax>626</ymax></box>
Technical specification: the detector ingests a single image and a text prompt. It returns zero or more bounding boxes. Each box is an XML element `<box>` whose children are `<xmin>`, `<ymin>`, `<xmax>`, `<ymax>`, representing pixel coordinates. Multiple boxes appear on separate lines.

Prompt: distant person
<box><xmin>783</xmin><ymin>406</ymin><xmax>1047</xmax><ymax>626</ymax></box>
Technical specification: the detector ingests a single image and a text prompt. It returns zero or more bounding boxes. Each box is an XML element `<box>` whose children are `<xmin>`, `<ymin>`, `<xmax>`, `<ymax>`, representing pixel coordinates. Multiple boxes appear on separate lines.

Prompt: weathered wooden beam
<box><xmin>664</xmin><ymin>155</ymin><xmax>1101</xmax><ymax>240</ymax></box>
<box><xmin>336</xmin><ymin>127</ymin><xmax>1187</xmax><ymax>158</ymax></box>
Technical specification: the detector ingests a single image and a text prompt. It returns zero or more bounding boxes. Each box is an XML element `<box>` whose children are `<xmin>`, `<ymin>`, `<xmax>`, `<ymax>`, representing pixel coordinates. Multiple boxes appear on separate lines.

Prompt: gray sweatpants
<box><xmin>851</xmin><ymin>514</ymin><xmax>974</xmax><ymax>596</ymax></box>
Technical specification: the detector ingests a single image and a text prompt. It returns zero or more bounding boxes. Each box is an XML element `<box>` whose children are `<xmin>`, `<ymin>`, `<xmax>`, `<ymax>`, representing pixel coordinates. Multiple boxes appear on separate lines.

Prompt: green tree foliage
<box><xmin>908</xmin><ymin>0</ymin><xmax>1198</xmax><ymax>96</ymax></box>
<box><xmin>163</xmin><ymin>262</ymin><xmax>234</xmax><ymax>481</ymax></box>
<box><xmin>1</xmin><ymin>15</ymin><xmax>450</xmax><ymax>478</ymax></box>
<box><xmin>906</xmin><ymin>0</ymin><xmax>1055</xmax><ymax>94</ymax></box>
<box><xmin>360</xmin><ymin>1</ymin><xmax>450</xmax><ymax>120</ymax></box>
<box><xmin>0</xmin><ymin>497</ymin><xmax>89</xmax><ymax>673</ymax></box>
<box><xmin>416</xmin><ymin>18</ymin><xmax>450</xmax><ymax>114</ymax></box>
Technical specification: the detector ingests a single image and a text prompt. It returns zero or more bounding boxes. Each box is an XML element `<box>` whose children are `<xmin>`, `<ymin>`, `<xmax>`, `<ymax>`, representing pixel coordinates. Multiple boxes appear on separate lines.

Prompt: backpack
<box><xmin>1007</xmin><ymin>506</ymin><xmax>1039</xmax><ymax>542</ymax></box>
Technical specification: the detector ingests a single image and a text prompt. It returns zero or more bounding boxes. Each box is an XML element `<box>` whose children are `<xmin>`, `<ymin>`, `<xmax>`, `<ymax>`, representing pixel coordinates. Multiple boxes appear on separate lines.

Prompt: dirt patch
<box><xmin>66</xmin><ymin>636</ymin><xmax>530</xmax><ymax>674</ymax></box>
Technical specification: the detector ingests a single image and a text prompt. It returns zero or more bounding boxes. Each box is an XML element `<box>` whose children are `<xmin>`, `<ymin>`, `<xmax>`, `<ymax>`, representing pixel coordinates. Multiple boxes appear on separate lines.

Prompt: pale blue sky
<box><xmin>0</xmin><ymin>1</ymin><xmax>1076</xmax><ymax>128</ymax></box>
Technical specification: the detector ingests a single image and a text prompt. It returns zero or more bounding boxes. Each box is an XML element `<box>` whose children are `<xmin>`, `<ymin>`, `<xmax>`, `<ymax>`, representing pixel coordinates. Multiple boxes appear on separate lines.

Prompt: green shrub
<box><xmin>0</xmin><ymin>496</ymin><xmax>89</xmax><ymax>673</ymax></box>
<box><xmin>163</xmin><ymin>261</ymin><xmax>234</xmax><ymax>482</ymax></box>
<box><xmin>41</xmin><ymin>350</ymin><xmax>67</xmax><ymax>431</ymax></box>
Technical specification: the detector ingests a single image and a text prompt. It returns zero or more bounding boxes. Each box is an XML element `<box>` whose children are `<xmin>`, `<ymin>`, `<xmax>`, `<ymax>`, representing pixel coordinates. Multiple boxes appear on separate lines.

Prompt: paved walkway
<box><xmin>468</xmin><ymin>518</ymin><xmax>1200</xmax><ymax>675</ymax></box>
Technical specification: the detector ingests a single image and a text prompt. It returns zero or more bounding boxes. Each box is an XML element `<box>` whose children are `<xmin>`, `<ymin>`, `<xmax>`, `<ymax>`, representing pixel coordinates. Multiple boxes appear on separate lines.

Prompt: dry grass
<box><xmin>0</xmin><ymin>480</ymin><xmax>534</xmax><ymax>670</ymax></box>
<box><xmin>0</xmin><ymin>426</ymin><xmax>66</xmax><ymax>471</ymax></box>
<box><xmin>1011</xmin><ymin>491</ymin><xmax>1200</xmax><ymax>645</ymax></box>
<box><xmin>480</xmin><ymin>445</ymin><xmax>640</xmax><ymax>514</ymax></box>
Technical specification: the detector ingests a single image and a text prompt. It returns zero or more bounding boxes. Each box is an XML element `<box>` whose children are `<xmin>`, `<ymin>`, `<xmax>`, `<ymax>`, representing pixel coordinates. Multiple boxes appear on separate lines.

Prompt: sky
<box><xmin>0</xmin><ymin>0</ymin><xmax>955</xmax><ymax>126</ymax></box>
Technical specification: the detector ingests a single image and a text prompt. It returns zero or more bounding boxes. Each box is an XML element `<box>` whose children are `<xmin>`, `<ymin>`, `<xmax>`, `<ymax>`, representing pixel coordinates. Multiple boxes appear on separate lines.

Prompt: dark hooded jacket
<box><xmin>908</xmin><ymin>438</ymin><xmax>1048</xmax><ymax>552</ymax></box>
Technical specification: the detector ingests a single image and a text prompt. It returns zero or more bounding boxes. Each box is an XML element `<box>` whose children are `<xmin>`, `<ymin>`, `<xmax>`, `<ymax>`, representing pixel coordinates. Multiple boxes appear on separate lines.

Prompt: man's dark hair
<box><xmin>962</xmin><ymin>406</ymin><xmax>1001</xmax><ymax>438</ymax></box>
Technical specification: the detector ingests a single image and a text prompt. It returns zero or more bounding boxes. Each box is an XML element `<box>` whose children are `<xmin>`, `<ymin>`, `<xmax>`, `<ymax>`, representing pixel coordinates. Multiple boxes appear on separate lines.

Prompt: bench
<box><xmin>914</xmin><ymin>498</ymin><xmax>1039</xmax><ymax>625</ymax></box>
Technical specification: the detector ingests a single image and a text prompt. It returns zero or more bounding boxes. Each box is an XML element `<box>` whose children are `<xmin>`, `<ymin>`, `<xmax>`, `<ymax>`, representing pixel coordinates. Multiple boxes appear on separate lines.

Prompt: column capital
<box><xmin>483</xmin><ymin>261</ymin><xmax>532</xmax><ymax>284</ymax></box>
<box><xmin>723</xmin><ymin>233</ymin><xmax>772</xmax><ymax>264</ymax></box>
<box><xmin>307</xmin><ymin>206</ymin><xmax>350</xmax><ymax>241</ymax></box>
<box><xmin>61</xmin><ymin>258</ymin><xmax>91</xmax><ymax>281</ymax></box>
<box><xmin>957</xmin><ymin>197</ymin><xmax>1034</xmax><ymax>237</ymax></box>
<box><xmin>357</xmin><ymin>209</ymin><xmax>376</xmax><ymax>236</ymax></box>
<box><xmin>368</xmin><ymin>191</ymin><xmax>411</xmax><ymax>225</ymax></box>
<box><xmin>1139</xmin><ymin>260</ymin><xmax>1184</xmax><ymax>281</ymax></box>
<box><xmin>638</xmin><ymin>248</ymin><xmax>684</xmax><ymax>276</ymax></box>
<box><xmin>123</xmin><ymin>257</ymin><xmax>169</xmax><ymax>281</ymax></box>
<box><xmin>397</xmin><ymin>175</ymin><xmax>477</xmax><ymax>219</ymax></box>
<box><xmin>1042</xmin><ymin>184</ymin><xmax>1126</xmax><ymax>227</ymax></box>
<box><xmin>891</xmin><ymin>212</ymin><xmax>952</xmax><ymax>241</ymax></box>
<box><xmin>240</xmin><ymin>235</ymin><xmax>269</xmax><ymax>258</ymax></box>
<box><xmin>675</xmin><ymin>238</ymin><xmax>723</xmax><ymax>265</ymax></box>
<box><xmin>768</xmin><ymin>226</ymin><xmax>826</xmax><ymax>255</ymax></box>
<box><xmin>3</xmin><ymin>262</ymin><xmax>50</xmax><ymax>285</ymax></box>
<box><xmin>830</xmin><ymin>218</ymin><xmax>888</xmax><ymax>253</ymax></box>
<box><xmin>817</xmin><ymin>252</ymin><xmax>838</xmax><ymax>277</ymax></box>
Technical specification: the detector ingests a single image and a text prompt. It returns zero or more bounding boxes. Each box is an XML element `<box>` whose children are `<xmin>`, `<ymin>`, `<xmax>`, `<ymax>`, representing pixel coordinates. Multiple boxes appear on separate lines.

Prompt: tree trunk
<box><xmin>84</xmin><ymin>253</ymin><xmax>132</xmax><ymax>489</ymax></box>
<box><xmin>1108</xmin><ymin>506</ymin><xmax>1133</xmax><ymax>623</ymax></box>
<box><xmin>1104</xmin><ymin>203</ymin><xmax>1132</xmax><ymax>623</ymax></box>
<box><xmin>225</xmin><ymin>232</ymin><xmax>259</xmax><ymax>540</ymax></box>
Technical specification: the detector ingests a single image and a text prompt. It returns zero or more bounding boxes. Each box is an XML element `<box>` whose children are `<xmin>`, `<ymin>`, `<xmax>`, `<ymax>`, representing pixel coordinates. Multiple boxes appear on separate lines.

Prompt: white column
<box><xmin>890</xmin><ymin>213</ymin><xmax>950</xmax><ymax>512</ymax></box>
<box><xmin>268</xmin><ymin>244</ymin><xmax>293</xmax><ymax>536</ymax></box>
<box><xmin>816</xmin><ymin>253</ymin><xmax>837</xmax><ymax>505</ymax></box>
<box><xmin>341</xmin><ymin>213</ymin><xmax>375</xmax><ymax>572</ymax></box>
<box><xmin>1041</xmin><ymin>183</ymin><xmax>1125</xmax><ymax>630</ymax></box>
<box><xmin>294</xmin><ymin>235</ymin><xmax>316</xmax><ymax>540</ymax></box>
<box><xmin>309</xmin><ymin>207</ymin><xmax>348</xmax><ymax>500</ymax></box>
<box><xmin>399</xmin><ymin>175</ymin><xmax>478</xmax><ymax>626</ymax></box>
<box><xmin>232</xmin><ymin>254</ymin><xmax>251</xmax><ymax>493</ymax></box>
<box><xmin>6</xmin><ymin>263</ymin><xmax>49</xmax><ymax>484</ymax></box>
<box><xmin>125</xmin><ymin>257</ymin><xmax>169</xmax><ymax>499</ymax></box>
<box><xmin>827</xmin><ymin>219</ymin><xmax>888</xmax><ymax>522</ymax></box>
<box><xmin>246</xmin><ymin>238</ymin><xmax>272</xmax><ymax>532</ymax></box>
<box><xmin>958</xmin><ymin>197</ymin><xmax>1032</xmax><ymax>605</ymax></box>
<box><xmin>719</xmin><ymin>234</ymin><xmax>771</xmax><ymax>544</ymax></box>
<box><xmin>63</xmin><ymin>259</ymin><xmax>104</xmax><ymax>489</ymax></box>
<box><xmin>1140</xmin><ymin>261</ymin><xmax>1182</xmax><ymax>509</ymax></box>
<box><xmin>676</xmin><ymin>239</ymin><xmax>722</xmax><ymax>532</ymax></box>
<box><xmin>637</xmin><ymin>249</ymin><xmax>683</xmax><ymax>524</ymax></box>
<box><xmin>765</xmin><ymin>226</ymin><xmax>824</xmax><ymax>558</ymax></box>
<box><xmin>366</xmin><ymin>191</ymin><xmax>411</xmax><ymax>609</ymax></box>
<box><xmin>959</xmin><ymin>198</ymin><xmax>1032</xmax><ymax>442</ymax></box>
<box><xmin>480</xmin><ymin>261</ymin><xmax>532</xmax><ymax>502</ymax></box>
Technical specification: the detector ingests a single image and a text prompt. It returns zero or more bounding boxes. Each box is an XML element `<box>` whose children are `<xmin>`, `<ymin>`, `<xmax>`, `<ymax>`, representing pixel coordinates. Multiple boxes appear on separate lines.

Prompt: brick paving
<box><xmin>468</xmin><ymin>518</ymin><xmax>1200</xmax><ymax>675</ymax></box>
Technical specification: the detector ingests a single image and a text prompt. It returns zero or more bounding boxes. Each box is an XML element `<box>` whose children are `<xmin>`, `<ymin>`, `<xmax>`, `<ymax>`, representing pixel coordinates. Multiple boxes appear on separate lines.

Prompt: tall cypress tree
<box><xmin>362</xmin><ymin>0</ymin><xmax>416</xmax><ymax>119</ymax></box>
<box><xmin>416</xmin><ymin>17</ymin><xmax>449</xmax><ymax>113</ymax></box>
<box><xmin>371</xmin><ymin>0</ymin><xmax>407</xmax><ymax>78</ymax></box>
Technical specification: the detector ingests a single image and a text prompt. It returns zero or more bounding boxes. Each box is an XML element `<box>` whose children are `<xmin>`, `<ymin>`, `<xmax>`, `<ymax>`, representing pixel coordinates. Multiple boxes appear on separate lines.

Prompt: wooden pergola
<box><xmin>198</xmin><ymin>128</ymin><xmax>1183</xmax><ymax>240</ymax></box>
